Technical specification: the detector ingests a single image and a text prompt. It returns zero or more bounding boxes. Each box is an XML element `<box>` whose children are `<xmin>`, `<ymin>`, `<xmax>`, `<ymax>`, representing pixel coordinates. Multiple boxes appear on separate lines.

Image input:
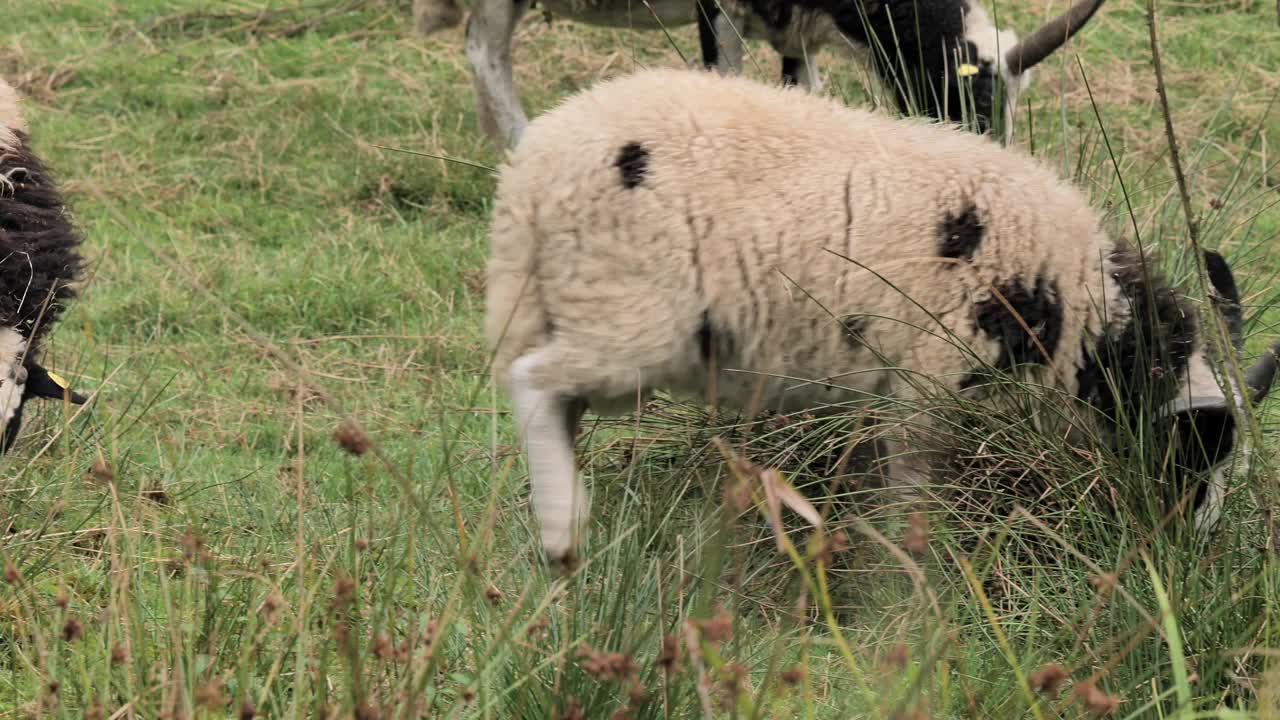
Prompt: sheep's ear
<box><xmin>1245</xmin><ymin>342</ymin><xmax>1280</xmax><ymax>405</ymax></box>
<box><xmin>1202</xmin><ymin>249</ymin><xmax>1244</xmax><ymax>350</ymax></box>
<box><xmin>24</xmin><ymin>364</ymin><xmax>88</xmax><ymax>405</ymax></box>
<box><xmin>1203</xmin><ymin>250</ymin><xmax>1240</xmax><ymax>304</ymax></box>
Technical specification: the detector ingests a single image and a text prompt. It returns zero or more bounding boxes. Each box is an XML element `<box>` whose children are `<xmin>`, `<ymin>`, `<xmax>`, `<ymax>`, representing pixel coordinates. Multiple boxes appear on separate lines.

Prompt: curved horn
<box><xmin>1005</xmin><ymin>0</ymin><xmax>1106</xmax><ymax>75</ymax></box>
<box><xmin>1245</xmin><ymin>341</ymin><xmax>1280</xmax><ymax>405</ymax></box>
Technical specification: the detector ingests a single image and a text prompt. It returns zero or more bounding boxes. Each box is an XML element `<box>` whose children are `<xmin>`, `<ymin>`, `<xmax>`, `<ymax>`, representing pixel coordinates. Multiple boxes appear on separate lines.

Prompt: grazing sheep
<box><xmin>0</xmin><ymin>78</ymin><xmax>88</xmax><ymax>453</ymax></box>
<box><xmin>485</xmin><ymin>68</ymin><xmax>1279</xmax><ymax>563</ymax></box>
<box><xmin>456</xmin><ymin>0</ymin><xmax>1103</xmax><ymax>148</ymax></box>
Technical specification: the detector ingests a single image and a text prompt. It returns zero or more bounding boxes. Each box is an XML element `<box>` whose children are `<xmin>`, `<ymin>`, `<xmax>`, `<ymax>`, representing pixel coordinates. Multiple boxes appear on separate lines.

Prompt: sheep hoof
<box><xmin>544</xmin><ymin>547</ymin><xmax>578</xmax><ymax>574</ymax></box>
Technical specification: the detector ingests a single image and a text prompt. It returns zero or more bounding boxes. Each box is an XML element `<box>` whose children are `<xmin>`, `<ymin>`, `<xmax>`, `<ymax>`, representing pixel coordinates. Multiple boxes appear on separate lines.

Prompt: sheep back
<box><xmin>486</xmin><ymin>68</ymin><xmax>1124</xmax><ymax>414</ymax></box>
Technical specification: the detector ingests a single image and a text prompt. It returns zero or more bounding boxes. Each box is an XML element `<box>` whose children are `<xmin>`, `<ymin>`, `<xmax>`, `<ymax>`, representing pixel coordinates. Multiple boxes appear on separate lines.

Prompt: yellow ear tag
<box><xmin>46</xmin><ymin>371</ymin><xmax>68</xmax><ymax>390</ymax></box>
<box><xmin>957</xmin><ymin>63</ymin><xmax>980</xmax><ymax>77</ymax></box>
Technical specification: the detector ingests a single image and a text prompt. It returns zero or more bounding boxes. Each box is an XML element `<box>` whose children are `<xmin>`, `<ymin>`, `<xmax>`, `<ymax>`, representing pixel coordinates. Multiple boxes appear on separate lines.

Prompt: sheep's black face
<box><xmin>1159</xmin><ymin>407</ymin><xmax>1237</xmax><ymax>503</ymax></box>
<box><xmin>0</xmin><ymin>363</ymin><xmax>88</xmax><ymax>455</ymax></box>
<box><xmin>943</xmin><ymin>57</ymin><xmax>997</xmax><ymax>135</ymax></box>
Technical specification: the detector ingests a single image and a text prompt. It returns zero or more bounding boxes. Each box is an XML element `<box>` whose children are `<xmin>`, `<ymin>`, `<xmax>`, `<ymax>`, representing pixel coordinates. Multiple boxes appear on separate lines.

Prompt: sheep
<box><xmin>455</xmin><ymin>0</ymin><xmax>1104</xmax><ymax>148</ymax></box>
<box><xmin>0</xmin><ymin>78</ymin><xmax>88</xmax><ymax>454</ymax></box>
<box><xmin>484</xmin><ymin>68</ymin><xmax>1280</xmax><ymax>563</ymax></box>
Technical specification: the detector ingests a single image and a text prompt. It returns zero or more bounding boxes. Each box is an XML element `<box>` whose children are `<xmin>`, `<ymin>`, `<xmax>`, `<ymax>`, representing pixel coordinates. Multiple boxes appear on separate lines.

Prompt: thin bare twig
<box><xmin>1144</xmin><ymin>0</ymin><xmax>1198</xmax><ymax>250</ymax></box>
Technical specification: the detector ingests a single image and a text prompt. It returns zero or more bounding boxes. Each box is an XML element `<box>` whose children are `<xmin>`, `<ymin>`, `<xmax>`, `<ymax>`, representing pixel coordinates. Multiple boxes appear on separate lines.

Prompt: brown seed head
<box><xmin>110</xmin><ymin>643</ymin><xmax>127</xmax><ymax>666</ymax></box>
<box><xmin>717</xmin><ymin>663</ymin><xmax>747</xmax><ymax>711</ymax></box>
<box><xmin>577</xmin><ymin>643</ymin><xmax>639</xmax><ymax>681</ymax></box>
<box><xmin>332</xmin><ymin>574</ymin><xmax>356</xmax><ymax>610</ymax></box>
<box><xmin>780</xmin><ymin>667</ymin><xmax>805</xmax><ymax>685</ymax></box>
<box><xmin>372</xmin><ymin>632</ymin><xmax>393</xmax><ymax>661</ymax></box>
<box><xmin>1088</xmin><ymin>573</ymin><xmax>1117</xmax><ymax>591</ymax></box>
<box><xmin>195</xmin><ymin>677</ymin><xmax>226</xmax><ymax>710</ymax></box>
<box><xmin>355</xmin><ymin>537</ymin><xmax>370</xmax><ymax>551</ymax></box>
<box><xmin>558</xmin><ymin>698</ymin><xmax>584</xmax><ymax>720</ymax></box>
<box><xmin>88</xmin><ymin>456</ymin><xmax>114</xmax><ymax>485</ymax></box>
<box><xmin>816</xmin><ymin>529</ymin><xmax>850</xmax><ymax>565</ymax></box>
<box><xmin>525</xmin><ymin>615</ymin><xmax>550</xmax><ymax>639</ymax></box>
<box><xmin>180</xmin><ymin>528</ymin><xmax>205</xmax><ymax>563</ymax></box>
<box><xmin>1028</xmin><ymin>663</ymin><xmax>1068</xmax><ymax>697</ymax></box>
<box><xmin>54</xmin><ymin>588</ymin><xmax>69</xmax><ymax>609</ymax></box>
<box><xmin>484</xmin><ymin>585</ymin><xmax>504</xmax><ymax>604</ymax></box>
<box><xmin>238</xmin><ymin>700</ymin><xmax>257</xmax><ymax>720</ymax></box>
<box><xmin>904</xmin><ymin>512</ymin><xmax>930</xmax><ymax>556</ymax></box>
<box><xmin>259</xmin><ymin>590</ymin><xmax>284</xmax><ymax>623</ymax></box>
<box><xmin>61</xmin><ymin>617</ymin><xmax>82</xmax><ymax>643</ymax></box>
<box><xmin>885</xmin><ymin>642</ymin><xmax>910</xmax><ymax>669</ymax></box>
<box><xmin>333</xmin><ymin>421</ymin><xmax>371</xmax><ymax>456</ymax></box>
<box><xmin>461</xmin><ymin>687</ymin><xmax>476</xmax><ymax>704</ymax></box>
<box><xmin>84</xmin><ymin>698</ymin><xmax>105</xmax><ymax>720</ymax></box>
<box><xmin>656</xmin><ymin>633</ymin><xmax>681</xmax><ymax>675</ymax></box>
<box><xmin>1073</xmin><ymin>680</ymin><xmax>1120</xmax><ymax>716</ymax></box>
<box><xmin>354</xmin><ymin>702</ymin><xmax>381</xmax><ymax>720</ymax></box>
<box><xmin>5</xmin><ymin>560</ymin><xmax>21</xmax><ymax>584</ymax></box>
<box><xmin>696</xmin><ymin>606</ymin><xmax>733</xmax><ymax>645</ymax></box>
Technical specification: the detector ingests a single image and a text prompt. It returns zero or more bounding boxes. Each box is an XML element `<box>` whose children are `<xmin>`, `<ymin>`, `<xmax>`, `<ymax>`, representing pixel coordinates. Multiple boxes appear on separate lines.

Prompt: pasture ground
<box><xmin>2</xmin><ymin>0</ymin><xmax>1280</xmax><ymax>716</ymax></box>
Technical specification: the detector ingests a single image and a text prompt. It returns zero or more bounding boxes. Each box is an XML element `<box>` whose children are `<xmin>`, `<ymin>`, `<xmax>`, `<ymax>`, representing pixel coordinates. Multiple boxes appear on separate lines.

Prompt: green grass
<box><xmin>1</xmin><ymin>0</ymin><xmax>1279</xmax><ymax>716</ymax></box>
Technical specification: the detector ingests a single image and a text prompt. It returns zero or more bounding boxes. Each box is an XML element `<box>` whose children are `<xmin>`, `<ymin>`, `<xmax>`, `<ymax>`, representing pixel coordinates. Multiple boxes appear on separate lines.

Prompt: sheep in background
<box><xmin>484</xmin><ymin>68</ymin><xmax>1280</xmax><ymax>563</ymax></box>
<box><xmin>449</xmin><ymin>0</ymin><xmax>1103</xmax><ymax>148</ymax></box>
<box><xmin>0</xmin><ymin>78</ymin><xmax>88</xmax><ymax>453</ymax></box>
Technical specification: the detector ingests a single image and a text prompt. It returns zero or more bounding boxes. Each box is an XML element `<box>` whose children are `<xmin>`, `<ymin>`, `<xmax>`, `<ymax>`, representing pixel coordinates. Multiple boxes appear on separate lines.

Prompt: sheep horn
<box><xmin>1004</xmin><ymin>0</ymin><xmax>1106</xmax><ymax>75</ymax></box>
<box><xmin>1245</xmin><ymin>341</ymin><xmax>1280</xmax><ymax>405</ymax></box>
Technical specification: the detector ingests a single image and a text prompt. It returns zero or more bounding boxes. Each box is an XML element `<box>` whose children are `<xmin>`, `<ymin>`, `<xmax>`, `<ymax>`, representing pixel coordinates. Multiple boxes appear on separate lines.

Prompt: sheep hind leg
<box><xmin>508</xmin><ymin>350</ymin><xmax>589</xmax><ymax>565</ymax></box>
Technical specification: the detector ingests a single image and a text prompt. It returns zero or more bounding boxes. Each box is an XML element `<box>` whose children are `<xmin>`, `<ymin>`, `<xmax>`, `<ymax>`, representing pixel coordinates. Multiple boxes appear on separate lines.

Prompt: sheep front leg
<box><xmin>508</xmin><ymin>351</ymin><xmax>589</xmax><ymax>565</ymax></box>
<box><xmin>780</xmin><ymin>55</ymin><xmax>822</xmax><ymax>92</ymax></box>
<box><xmin>465</xmin><ymin>0</ymin><xmax>532</xmax><ymax>148</ymax></box>
<box><xmin>880</xmin><ymin>436</ymin><xmax>934</xmax><ymax>505</ymax></box>
<box><xmin>696</xmin><ymin>0</ymin><xmax>746</xmax><ymax>76</ymax></box>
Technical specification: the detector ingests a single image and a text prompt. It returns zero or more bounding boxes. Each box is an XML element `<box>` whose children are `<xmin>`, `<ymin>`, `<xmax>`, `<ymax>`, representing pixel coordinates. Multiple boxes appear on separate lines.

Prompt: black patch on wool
<box><xmin>972</xmin><ymin>273</ymin><xmax>1063</xmax><ymax>373</ymax></box>
<box><xmin>781</xmin><ymin>57</ymin><xmax>803</xmax><ymax>86</ymax></box>
<box><xmin>937</xmin><ymin>204</ymin><xmax>983</xmax><ymax>262</ymax></box>
<box><xmin>1074</xmin><ymin>243</ymin><xmax>1196</xmax><ymax>430</ymax></box>
<box><xmin>0</xmin><ymin>131</ymin><xmax>84</xmax><ymax>348</ymax></box>
<box><xmin>837</xmin><ymin>315</ymin><xmax>868</xmax><ymax>350</ymax></box>
<box><xmin>615</xmin><ymin>142</ymin><xmax>649</xmax><ymax>189</ymax></box>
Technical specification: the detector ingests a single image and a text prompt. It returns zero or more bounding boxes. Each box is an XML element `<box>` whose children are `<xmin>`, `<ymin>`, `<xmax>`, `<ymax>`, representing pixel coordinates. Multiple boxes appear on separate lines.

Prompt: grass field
<box><xmin>2</xmin><ymin>0</ymin><xmax>1280</xmax><ymax>716</ymax></box>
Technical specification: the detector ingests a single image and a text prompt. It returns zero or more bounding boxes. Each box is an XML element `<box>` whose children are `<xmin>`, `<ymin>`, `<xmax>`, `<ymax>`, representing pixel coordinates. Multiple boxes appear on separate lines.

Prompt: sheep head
<box><xmin>936</xmin><ymin>0</ymin><xmax>1105</xmax><ymax>141</ymax></box>
<box><xmin>1153</xmin><ymin>250</ymin><xmax>1279</xmax><ymax>516</ymax></box>
<box><xmin>0</xmin><ymin>361</ymin><xmax>88</xmax><ymax>455</ymax></box>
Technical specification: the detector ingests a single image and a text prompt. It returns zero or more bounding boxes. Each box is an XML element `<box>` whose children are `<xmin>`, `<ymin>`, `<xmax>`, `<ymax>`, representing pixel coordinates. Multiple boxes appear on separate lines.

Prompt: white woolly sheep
<box><xmin>451</xmin><ymin>0</ymin><xmax>1104</xmax><ymax>148</ymax></box>
<box><xmin>485</xmin><ymin>68</ymin><xmax>1280</xmax><ymax>563</ymax></box>
<box><xmin>0</xmin><ymin>78</ymin><xmax>88</xmax><ymax>453</ymax></box>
